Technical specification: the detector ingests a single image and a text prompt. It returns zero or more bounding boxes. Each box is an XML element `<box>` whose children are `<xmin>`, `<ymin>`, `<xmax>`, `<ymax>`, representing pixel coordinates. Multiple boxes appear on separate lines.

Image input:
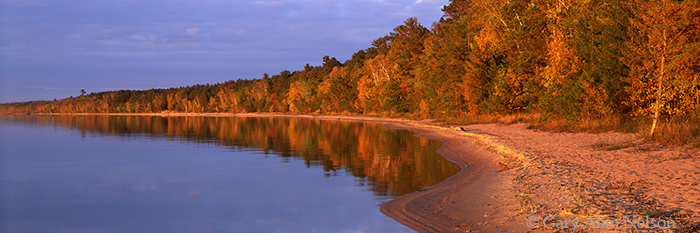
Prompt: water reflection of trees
<box><xmin>25</xmin><ymin>116</ymin><xmax>460</xmax><ymax>197</ymax></box>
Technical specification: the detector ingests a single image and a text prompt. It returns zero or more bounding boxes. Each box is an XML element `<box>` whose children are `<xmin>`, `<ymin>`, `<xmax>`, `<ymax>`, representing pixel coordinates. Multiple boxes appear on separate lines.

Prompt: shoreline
<box><xmin>26</xmin><ymin>112</ymin><xmax>415</xmax><ymax>124</ymax></box>
<box><xmin>10</xmin><ymin>112</ymin><xmax>700</xmax><ymax>232</ymax></box>
<box><xmin>381</xmin><ymin>122</ymin><xmax>527</xmax><ymax>232</ymax></box>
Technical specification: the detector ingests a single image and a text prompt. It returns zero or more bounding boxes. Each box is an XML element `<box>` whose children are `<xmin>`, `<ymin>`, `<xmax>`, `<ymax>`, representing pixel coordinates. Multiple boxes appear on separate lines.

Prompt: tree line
<box><xmin>2</xmin><ymin>0</ymin><xmax>699</xmax><ymax>134</ymax></box>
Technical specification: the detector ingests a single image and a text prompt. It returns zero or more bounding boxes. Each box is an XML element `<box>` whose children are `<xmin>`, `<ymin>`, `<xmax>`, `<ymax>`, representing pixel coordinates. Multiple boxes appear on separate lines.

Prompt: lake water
<box><xmin>0</xmin><ymin>116</ymin><xmax>460</xmax><ymax>233</ymax></box>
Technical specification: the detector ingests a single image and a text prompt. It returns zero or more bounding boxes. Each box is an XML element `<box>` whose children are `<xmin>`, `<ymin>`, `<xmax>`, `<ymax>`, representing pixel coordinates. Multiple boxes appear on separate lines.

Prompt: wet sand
<box><xmin>33</xmin><ymin>113</ymin><xmax>700</xmax><ymax>232</ymax></box>
<box><xmin>381</xmin><ymin>121</ymin><xmax>527</xmax><ymax>232</ymax></box>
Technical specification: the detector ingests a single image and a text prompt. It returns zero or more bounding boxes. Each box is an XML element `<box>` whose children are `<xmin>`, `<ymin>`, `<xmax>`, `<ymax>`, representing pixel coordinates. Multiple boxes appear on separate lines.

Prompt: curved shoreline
<box><xmin>26</xmin><ymin>112</ymin><xmax>527</xmax><ymax>232</ymax></box>
<box><xmin>381</xmin><ymin>122</ymin><xmax>526</xmax><ymax>232</ymax></box>
<box><xmin>23</xmin><ymin>113</ymin><xmax>699</xmax><ymax>232</ymax></box>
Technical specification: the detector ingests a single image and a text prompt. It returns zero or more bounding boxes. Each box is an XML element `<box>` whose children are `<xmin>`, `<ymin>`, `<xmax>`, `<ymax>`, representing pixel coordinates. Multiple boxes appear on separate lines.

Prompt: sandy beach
<box><xmin>34</xmin><ymin>113</ymin><xmax>700</xmax><ymax>232</ymax></box>
<box><xmin>383</xmin><ymin>120</ymin><xmax>700</xmax><ymax>232</ymax></box>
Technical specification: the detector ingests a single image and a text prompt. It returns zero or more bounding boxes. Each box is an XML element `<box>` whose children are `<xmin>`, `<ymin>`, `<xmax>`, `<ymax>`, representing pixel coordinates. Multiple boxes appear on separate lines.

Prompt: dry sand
<box><xmin>450</xmin><ymin>123</ymin><xmax>700</xmax><ymax>233</ymax></box>
<box><xmin>35</xmin><ymin>113</ymin><xmax>700</xmax><ymax>232</ymax></box>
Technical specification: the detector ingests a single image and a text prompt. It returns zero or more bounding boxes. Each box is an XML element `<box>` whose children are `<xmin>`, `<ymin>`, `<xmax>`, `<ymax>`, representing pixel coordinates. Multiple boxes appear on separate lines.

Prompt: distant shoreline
<box><xmin>26</xmin><ymin>112</ymin><xmax>409</xmax><ymax>122</ymax></box>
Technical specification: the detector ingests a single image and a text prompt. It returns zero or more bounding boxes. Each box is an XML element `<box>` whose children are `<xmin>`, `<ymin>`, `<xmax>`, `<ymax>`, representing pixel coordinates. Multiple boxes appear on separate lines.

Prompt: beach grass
<box><xmin>435</xmin><ymin>113</ymin><xmax>700</xmax><ymax>148</ymax></box>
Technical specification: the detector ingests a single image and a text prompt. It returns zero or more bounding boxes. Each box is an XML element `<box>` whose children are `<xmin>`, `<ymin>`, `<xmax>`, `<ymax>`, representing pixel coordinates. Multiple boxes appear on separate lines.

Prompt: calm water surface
<box><xmin>0</xmin><ymin>116</ymin><xmax>459</xmax><ymax>233</ymax></box>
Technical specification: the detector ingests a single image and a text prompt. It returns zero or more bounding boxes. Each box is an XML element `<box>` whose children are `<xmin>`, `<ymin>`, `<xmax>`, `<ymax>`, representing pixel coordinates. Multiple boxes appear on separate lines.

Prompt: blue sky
<box><xmin>0</xmin><ymin>0</ymin><xmax>448</xmax><ymax>103</ymax></box>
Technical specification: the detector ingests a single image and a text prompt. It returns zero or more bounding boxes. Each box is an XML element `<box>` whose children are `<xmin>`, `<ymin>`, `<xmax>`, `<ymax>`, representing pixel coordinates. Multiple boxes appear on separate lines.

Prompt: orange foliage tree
<box><xmin>626</xmin><ymin>0</ymin><xmax>700</xmax><ymax>135</ymax></box>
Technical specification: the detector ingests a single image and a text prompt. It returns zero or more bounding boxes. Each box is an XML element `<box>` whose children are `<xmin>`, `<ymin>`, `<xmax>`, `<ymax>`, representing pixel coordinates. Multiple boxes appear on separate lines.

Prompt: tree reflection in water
<box><xmin>21</xmin><ymin>115</ymin><xmax>460</xmax><ymax>197</ymax></box>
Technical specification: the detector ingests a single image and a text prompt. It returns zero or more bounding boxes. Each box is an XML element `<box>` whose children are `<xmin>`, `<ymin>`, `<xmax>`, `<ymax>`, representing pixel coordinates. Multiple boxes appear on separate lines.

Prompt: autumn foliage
<box><xmin>2</xmin><ymin>0</ymin><xmax>699</xmax><ymax>140</ymax></box>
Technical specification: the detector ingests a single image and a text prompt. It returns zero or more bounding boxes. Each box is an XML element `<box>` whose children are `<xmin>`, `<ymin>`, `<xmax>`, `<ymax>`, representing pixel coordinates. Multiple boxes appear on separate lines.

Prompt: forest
<box><xmin>2</xmin><ymin>0</ymin><xmax>699</xmax><ymax>145</ymax></box>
